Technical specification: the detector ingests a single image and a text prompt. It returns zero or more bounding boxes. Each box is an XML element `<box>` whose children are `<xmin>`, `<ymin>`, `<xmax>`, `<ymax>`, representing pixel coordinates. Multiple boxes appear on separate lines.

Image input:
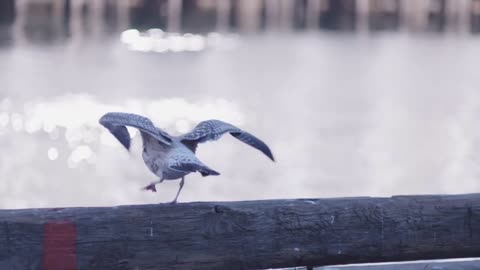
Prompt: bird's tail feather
<box><xmin>199</xmin><ymin>167</ymin><xmax>220</xmax><ymax>177</ymax></box>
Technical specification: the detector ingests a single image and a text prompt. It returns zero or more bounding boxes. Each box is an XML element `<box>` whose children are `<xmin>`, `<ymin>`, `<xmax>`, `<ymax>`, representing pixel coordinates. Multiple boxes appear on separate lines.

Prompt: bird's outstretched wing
<box><xmin>99</xmin><ymin>112</ymin><xmax>172</xmax><ymax>150</ymax></box>
<box><xmin>167</xmin><ymin>156</ymin><xmax>220</xmax><ymax>177</ymax></box>
<box><xmin>179</xmin><ymin>120</ymin><xmax>274</xmax><ymax>161</ymax></box>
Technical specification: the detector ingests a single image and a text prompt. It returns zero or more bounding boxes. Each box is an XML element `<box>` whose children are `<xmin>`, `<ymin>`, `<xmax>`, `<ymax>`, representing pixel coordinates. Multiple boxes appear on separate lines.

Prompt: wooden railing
<box><xmin>0</xmin><ymin>194</ymin><xmax>479</xmax><ymax>269</ymax></box>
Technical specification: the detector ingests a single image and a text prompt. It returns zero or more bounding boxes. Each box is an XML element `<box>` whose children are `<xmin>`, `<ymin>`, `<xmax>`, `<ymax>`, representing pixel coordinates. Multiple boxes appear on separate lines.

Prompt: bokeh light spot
<box><xmin>47</xmin><ymin>147</ymin><xmax>59</xmax><ymax>161</ymax></box>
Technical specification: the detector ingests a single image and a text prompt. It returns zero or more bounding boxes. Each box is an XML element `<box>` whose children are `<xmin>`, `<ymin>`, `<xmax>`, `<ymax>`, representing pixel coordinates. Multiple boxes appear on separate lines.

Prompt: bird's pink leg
<box><xmin>142</xmin><ymin>178</ymin><xmax>164</xmax><ymax>192</ymax></box>
<box><xmin>169</xmin><ymin>177</ymin><xmax>185</xmax><ymax>204</ymax></box>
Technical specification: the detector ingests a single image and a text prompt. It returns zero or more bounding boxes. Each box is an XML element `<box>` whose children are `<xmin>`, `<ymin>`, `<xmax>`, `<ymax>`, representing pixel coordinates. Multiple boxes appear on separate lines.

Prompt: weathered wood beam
<box><xmin>1</xmin><ymin>194</ymin><xmax>480</xmax><ymax>270</ymax></box>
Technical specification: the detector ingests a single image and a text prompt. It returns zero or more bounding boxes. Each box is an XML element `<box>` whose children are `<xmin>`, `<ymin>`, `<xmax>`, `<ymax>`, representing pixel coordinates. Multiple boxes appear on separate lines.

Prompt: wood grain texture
<box><xmin>0</xmin><ymin>194</ymin><xmax>479</xmax><ymax>270</ymax></box>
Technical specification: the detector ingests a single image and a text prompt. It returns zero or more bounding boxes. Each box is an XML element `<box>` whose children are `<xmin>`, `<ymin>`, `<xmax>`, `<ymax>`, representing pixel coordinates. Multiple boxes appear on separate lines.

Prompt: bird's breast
<box><xmin>142</xmin><ymin>146</ymin><xmax>169</xmax><ymax>176</ymax></box>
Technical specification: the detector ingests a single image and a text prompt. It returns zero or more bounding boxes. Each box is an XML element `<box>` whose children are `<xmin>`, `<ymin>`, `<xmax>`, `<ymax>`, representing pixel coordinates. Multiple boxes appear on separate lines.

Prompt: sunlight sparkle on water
<box><xmin>11</xmin><ymin>113</ymin><xmax>24</xmax><ymax>132</ymax></box>
<box><xmin>43</xmin><ymin>122</ymin><xmax>56</xmax><ymax>133</ymax></box>
<box><xmin>70</xmin><ymin>145</ymin><xmax>93</xmax><ymax>163</ymax></box>
<box><xmin>24</xmin><ymin>116</ymin><xmax>42</xmax><ymax>134</ymax></box>
<box><xmin>0</xmin><ymin>98</ymin><xmax>12</xmax><ymax>111</ymax></box>
<box><xmin>48</xmin><ymin>127</ymin><xmax>60</xmax><ymax>140</ymax></box>
<box><xmin>65</xmin><ymin>127</ymin><xmax>85</xmax><ymax>146</ymax></box>
<box><xmin>1</xmin><ymin>94</ymin><xmax>246</xmax><ymax>180</ymax></box>
<box><xmin>47</xmin><ymin>147</ymin><xmax>59</xmax><ymax>161</ymax></box>
<box><xmin>120</xmin><ymin>29</ymin><xmax>140</xmax><ymax>44</ymax></box>
<box><xmin>0</xmin><ymin>112</ymin><xmax>9</xmax><ymax>127</ymax></box>
<box><xmin>120</xmin><ymin>29</ymin><xmax>237</xmax><ymax>53</ymax></box>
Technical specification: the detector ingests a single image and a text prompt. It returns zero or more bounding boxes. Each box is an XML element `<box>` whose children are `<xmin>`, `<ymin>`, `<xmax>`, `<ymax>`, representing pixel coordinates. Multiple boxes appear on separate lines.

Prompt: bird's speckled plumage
<box><xmin>179</xmin><ymin>119</ymin><xmax>274</xmax><ymax>160</ymax></box>
<box><xmin>99</xmin><ymin>112</ymin><xmax>172</xmax><ymax>148</ymax></box>
<box><xmin>99</xmin><ymin>112</ymin><xmax>274</xmax><ymax>203</ymax></box>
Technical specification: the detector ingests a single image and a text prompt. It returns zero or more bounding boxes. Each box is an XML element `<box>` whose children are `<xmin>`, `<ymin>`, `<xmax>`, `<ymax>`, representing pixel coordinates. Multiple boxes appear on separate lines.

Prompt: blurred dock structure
<box><xmin>1</xmin><ymin>0</ymin><xmax>480</xmax><ymax>44</ymax></box>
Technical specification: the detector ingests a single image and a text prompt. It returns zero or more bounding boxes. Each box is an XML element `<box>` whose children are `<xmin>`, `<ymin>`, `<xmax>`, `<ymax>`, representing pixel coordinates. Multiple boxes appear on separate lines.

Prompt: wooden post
<box><xmin>167</xmin><ymin>0</ymin><xmax>182</xmax><ymax>32</ymax></box>
<box><xmin>13</xmin><ymin>0</ymin><xmax>27</xmax><ymax>45</ymax></box>
<box><xmin>1</xmin><ymin>194</ymin><xmax>480</xmax><ymax>269</ymax></box>
<box><xmin>279</xmin><ymin>0</ymin><xmax>295</xmax><ymax>30</ymax></box>
<box><xmin>90</xmin><ymin>0</ymin><xmax>105</xmax><ymax>38</ymax></box>
<box><xmin>116</xmin><ymin>0</ymin><xmax>131</xmax><ymax>31</ymax></box>
<box><xmin>236</xmin><ymin>0</ymin><xmax>263</xmax><ymax>32</ymax></box>
<box><xmin>306</xmin><ymin>0</ymin><xmax>321</xmax><ymax>29</ymax></box>
<box><xmin>265</xmin><ymin>0</ymin><xmax>280</xmax><ymax>30</ymax></box>
<box><xmin>401</xmin><ymin>0</ymin><xmax>429</xmax><ymax>32</ymax></box>
<box><xmin>216</xmin><ymin>0</ymin><xmax>231</xmax><ymax>32</ymax></box>
<box><xmin>69</xmin><ymin>0</ymin><xmax>85</xmax><ymax>46</ymax></box>
<box><xmin>52</xmin><ymin>0</ymin><xmax>66</xmax><ymax>29</ymax></box>
<box><xmin>456</xmin><ymin>0</ymin><xmax>472</xmax><ymax>34</ymax></box>
<box><xmin>356</xmin><ymin>0</ymin><xmax>370</xmax><ymax>32</ymax></box>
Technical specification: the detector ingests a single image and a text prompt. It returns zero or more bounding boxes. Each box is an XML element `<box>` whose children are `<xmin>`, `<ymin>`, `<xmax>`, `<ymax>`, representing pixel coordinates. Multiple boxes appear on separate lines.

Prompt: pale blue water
<box><xmin>1</xmin><ymin>32</ymin><xmax>480</xmax><ymax>208</ymax></box>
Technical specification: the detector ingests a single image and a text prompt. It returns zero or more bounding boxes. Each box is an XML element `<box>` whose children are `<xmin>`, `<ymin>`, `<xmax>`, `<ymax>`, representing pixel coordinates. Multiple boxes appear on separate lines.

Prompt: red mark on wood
<box><xmin>43</xmin><ymin>222</ymin><xmax>77</xmax><ymax>270</ymax></box>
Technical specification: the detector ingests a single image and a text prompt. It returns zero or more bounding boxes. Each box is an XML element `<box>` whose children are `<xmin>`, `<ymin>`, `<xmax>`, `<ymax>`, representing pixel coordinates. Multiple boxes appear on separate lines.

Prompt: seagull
<box><xmin>99</xmin><ymin>112</ymin><xmax>274</xmax><ymax>204</ymax></box>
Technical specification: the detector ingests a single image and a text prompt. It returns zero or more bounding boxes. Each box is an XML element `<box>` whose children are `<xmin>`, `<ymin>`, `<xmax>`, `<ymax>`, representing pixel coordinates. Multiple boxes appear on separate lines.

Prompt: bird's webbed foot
<box><xmin>142</xmin><ymin>183</ymin><xmax>157</xmax><ymax>192</ymax></box>
<box><xmin>142</xmin><ymin>178</ymin><xmax>164</xmax><ymax>192</ymax></box>
<box><xmin>167</xmin><ymin>199</ymin><xmax>178</xmax><ymax>205</ymax></box>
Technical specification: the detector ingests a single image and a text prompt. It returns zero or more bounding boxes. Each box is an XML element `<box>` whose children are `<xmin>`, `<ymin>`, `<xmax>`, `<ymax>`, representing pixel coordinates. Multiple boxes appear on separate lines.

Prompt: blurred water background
<box><xmin>1</xmin><ymin>0</ymin><xmax>480</xmax><ymax>208</ymax></box>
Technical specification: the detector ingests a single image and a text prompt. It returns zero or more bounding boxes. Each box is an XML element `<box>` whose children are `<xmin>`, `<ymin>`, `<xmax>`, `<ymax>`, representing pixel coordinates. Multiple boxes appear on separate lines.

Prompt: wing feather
<box><xmin>180</xmin><ymin>120</ymin><xmax>274</xmax><ymax>161</ymax></box>
<box><xmin>99</xmin><ymin>112</ymin><xmax>172</xmax><ymax>150</ymax></box>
